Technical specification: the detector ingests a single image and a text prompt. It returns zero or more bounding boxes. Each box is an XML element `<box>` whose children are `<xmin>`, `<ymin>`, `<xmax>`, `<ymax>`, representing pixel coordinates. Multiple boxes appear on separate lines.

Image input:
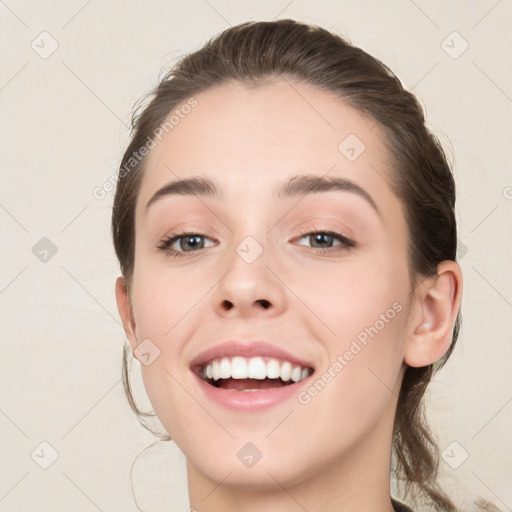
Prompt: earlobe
<box><xmin>404</xmin><ymin>261</ymin><xmax>463</xmax><ymax>368</ymax></box>
<box><xmin>115</xmin><ymin>276</ymin><xmax>138</xmax><ymax>353</ymax></box>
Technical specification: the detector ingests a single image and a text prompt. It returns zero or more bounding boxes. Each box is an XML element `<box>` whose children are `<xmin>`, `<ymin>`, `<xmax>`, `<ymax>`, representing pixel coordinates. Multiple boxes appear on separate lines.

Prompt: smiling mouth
<box><xmin>195</xmin><ymin>356</ymin><xmax>315</xmax><ymax>391</ymax></box>
<box><xmin>206</xmin><ymin>377</ymin><xmax>302</xmax><ymax>391</ymax></box>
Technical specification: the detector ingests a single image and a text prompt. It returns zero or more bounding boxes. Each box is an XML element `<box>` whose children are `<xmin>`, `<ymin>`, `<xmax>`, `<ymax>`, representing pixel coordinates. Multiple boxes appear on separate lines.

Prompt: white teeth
<box><xmin>266</xmin><ymin>359</ymin><xmax>281</xmax><ymax>379</ymax></box>
<box><xmin>201</xmin><ymin>356</ymin><xmax>312</xmax><ymax>383</ymax></box>
<box><xmin>231</xmin><ymin>356</ymin><xmax>247</xmax><ymax>378</ymax></box>
<box><xmin>248</xmin><ymin>357</ymin><xmax>267</xmax><ymax>379</ymax></box>
<box><xmin>219</xmin><ymin>357</ymin><xmax>231</xmax><ymax>379</ymax></box>
<box><xmin>290</xmin><ymin>365</ymin><xmax>302</xmax><ymax>383</ymax></box>
<box><xmin>212</xmin><ymin>360</ymin><xmax>220</xmax><ymax>381</ymax></box>
<box><xmin>280</xmin><ymin>361</ymin><xmax>292</xmax><ymax>382</ymax></box>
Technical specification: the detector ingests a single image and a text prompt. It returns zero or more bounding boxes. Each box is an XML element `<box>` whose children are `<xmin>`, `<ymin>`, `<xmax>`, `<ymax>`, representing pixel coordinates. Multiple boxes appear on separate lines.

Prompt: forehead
<box><xmin>136</xmin><ymin>79</ymin><xmax>395</xmax><ymax>213</ymax></box>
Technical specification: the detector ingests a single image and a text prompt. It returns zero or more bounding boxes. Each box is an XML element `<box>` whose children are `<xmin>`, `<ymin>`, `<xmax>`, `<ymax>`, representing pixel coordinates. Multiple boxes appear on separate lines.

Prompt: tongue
<box><xmin>217</xmin><ymin>378</ymin><xmax>288</xmax><ymax>390</ymax></box>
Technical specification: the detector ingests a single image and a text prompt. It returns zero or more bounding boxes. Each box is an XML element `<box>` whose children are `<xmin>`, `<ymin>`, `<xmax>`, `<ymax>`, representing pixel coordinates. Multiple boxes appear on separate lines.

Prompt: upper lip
<box><xmin>189</xmin><ymin>340</ymin><xmax>315</xmax><ymax>372</ymax></box>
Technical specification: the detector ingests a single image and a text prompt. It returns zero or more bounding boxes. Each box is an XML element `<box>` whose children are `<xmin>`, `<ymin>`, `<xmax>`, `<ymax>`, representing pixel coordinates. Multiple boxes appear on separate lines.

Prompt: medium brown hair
<box><xmin>112</xmin><ymin>19</ymin><xmax>497</xmax><ymax>511</ymax></box>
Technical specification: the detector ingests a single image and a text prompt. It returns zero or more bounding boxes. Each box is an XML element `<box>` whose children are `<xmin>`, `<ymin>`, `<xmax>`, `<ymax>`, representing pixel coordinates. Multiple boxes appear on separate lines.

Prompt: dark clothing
<box><xmin>392</xmin><ymin>498</ymin><xmax>414</xmax><ymax>512</ymax></box>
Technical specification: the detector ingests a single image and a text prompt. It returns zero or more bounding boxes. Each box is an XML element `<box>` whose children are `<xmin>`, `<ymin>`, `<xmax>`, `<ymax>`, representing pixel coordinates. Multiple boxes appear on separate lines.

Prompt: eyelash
<box><xmin>157</xmin><ymin>227</ymin><xmax>356</xmax><ymax>258</ymax></box>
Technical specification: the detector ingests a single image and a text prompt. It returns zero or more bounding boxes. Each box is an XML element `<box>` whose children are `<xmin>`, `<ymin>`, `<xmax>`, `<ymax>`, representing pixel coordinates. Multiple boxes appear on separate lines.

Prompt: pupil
<box><xmin>312</xmin><ymin>233</ymin><xmax>332</xmax><ymax>248</ymax></box>
<box><xmin>183</xmin><ymin>235</ymin><xmax>203</xmax><ymax>250</ymax></box>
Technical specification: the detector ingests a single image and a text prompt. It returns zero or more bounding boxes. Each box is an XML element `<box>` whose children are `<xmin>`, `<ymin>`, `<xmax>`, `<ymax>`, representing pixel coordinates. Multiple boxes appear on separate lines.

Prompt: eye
<box><xmin>157</xmin><ymin>227</ymin><xmax>356</xmax><ymax>258</ymax></box>
<box><xmin>157</xmin><ymin>231</ymin><xmax>216</xmax><ymax>257</ymax></box>
<box><xmin>294</xmin><ymin>228</ymin><xmax>356</xmax><ymax>254</ymax></box>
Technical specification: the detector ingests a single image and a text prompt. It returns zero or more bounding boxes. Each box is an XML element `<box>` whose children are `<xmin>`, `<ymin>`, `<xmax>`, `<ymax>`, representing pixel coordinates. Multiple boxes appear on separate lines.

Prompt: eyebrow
<box><xmin>145</xmin><ymin>174</ymin><xmax>380</xmax><ymax>216</ymax></box>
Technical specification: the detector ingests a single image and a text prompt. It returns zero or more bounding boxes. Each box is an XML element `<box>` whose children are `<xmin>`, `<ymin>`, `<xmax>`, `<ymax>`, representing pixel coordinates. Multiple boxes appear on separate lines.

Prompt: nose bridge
<box><xmin>228</xmin><ymin>202</ymin><xmax>270</xmax><ymax>267</ymax></box>
<box><xmin>227</xmin><ymin>230</ymin><xmax>269</xmax><ymax>291</ymax></box>
<box><xmin>211</xmin><ymin>226</ymin><xmax>286</xmax><ymax>317</ymax></box>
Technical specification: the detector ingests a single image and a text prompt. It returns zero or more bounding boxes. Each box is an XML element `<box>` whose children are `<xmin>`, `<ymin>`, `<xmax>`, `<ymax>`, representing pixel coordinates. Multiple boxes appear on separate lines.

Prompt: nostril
<box><xmin>221</xmin><ymin>300</ymin><xmax>234</xmax><ymax>310</ymax></box>
<box><xmin>258</xmin><ymin>299</ymin><xmax>270</xmax><ymax>308</ymax></box>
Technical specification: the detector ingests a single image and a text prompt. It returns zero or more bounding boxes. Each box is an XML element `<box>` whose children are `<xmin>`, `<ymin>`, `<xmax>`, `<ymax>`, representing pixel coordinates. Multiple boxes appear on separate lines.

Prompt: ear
<box><xmin>115</xmin><ymin>276</ymin><xmax>138</xmax><ymax>354</ymax></box>
<box><xmin>404</xmin><ymin>260</ymin><xmax>463</xmax><ymax>367</ymax></box>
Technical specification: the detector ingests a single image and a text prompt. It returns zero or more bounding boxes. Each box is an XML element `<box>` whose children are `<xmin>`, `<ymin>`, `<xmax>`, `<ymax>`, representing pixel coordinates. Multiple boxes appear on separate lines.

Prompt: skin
<box><xmin>115</xmin><ymin>79</ymin><xmax>463</xmax><ymax>512</ymax></box>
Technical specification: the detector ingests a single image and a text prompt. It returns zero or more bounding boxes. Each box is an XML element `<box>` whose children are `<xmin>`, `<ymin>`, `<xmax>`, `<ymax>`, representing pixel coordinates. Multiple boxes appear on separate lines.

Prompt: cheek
<box><xmin>130</xmin><ymin>262</ymin><xmax>196</xmax><ymax>438</ymax></box>
<box><xmin>299</xmin><ymin>251</ymin><xmax>409</xmax><ymax>408</ymax></box>
<box><xmin>297</xmin><ymin>249</ymin><xmax>407</xmax><ymax>336</ymax></box>
<box><xmin>130</xmin><ymin>255</ymin><xmax>200</xmax><ymax>341</ymax></box>
<box><xmin>297</xmin><ymin>301</ymin><xmax>408</xmax><ymax>451</ymax></box>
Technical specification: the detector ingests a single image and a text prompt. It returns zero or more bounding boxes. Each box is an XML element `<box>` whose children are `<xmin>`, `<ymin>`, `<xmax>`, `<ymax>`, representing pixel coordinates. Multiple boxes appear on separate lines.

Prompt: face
<box><xmin>119</xmin><ymin>79</ymin><xmax>416</xmax><ymax>491</ymax></box>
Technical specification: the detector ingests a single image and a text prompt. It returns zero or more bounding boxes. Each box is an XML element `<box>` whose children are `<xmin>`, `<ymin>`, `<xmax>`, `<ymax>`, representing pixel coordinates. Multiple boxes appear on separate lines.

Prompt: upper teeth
<box><xmin>202</xmin><ymin>356</ymin><xmax>312</xmax><ymax>383</ymax></box>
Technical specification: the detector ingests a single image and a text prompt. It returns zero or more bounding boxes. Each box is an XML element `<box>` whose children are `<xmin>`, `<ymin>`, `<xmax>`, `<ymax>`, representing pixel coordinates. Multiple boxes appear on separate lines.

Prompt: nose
<box><xmin>211</xmin><ymin>237</ymin><xmax>287</xmax><ymax>320</ymax></box>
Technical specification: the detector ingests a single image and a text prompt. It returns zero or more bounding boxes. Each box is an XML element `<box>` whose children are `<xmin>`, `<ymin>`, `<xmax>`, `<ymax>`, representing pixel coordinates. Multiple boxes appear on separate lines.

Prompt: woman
<box><xmin>112</xmin><ymin>19</ymin><xmax>497</xmax><ymax>512</ymax></box>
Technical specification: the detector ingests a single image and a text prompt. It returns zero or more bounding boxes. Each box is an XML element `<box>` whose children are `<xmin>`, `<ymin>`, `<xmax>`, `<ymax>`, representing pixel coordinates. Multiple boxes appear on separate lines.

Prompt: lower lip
<box><xmin>192</xmin><ymin>372</ymin><xmax>313</xmax><ymax>411</ymax></box>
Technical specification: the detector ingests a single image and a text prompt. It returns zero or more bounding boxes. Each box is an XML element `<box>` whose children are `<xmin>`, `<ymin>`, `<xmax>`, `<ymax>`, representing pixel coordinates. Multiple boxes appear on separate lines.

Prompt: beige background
<box><xmin>1</xmin><ymin>1</ymin><xmax>511</xmax><ymax>511</ymax></box>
